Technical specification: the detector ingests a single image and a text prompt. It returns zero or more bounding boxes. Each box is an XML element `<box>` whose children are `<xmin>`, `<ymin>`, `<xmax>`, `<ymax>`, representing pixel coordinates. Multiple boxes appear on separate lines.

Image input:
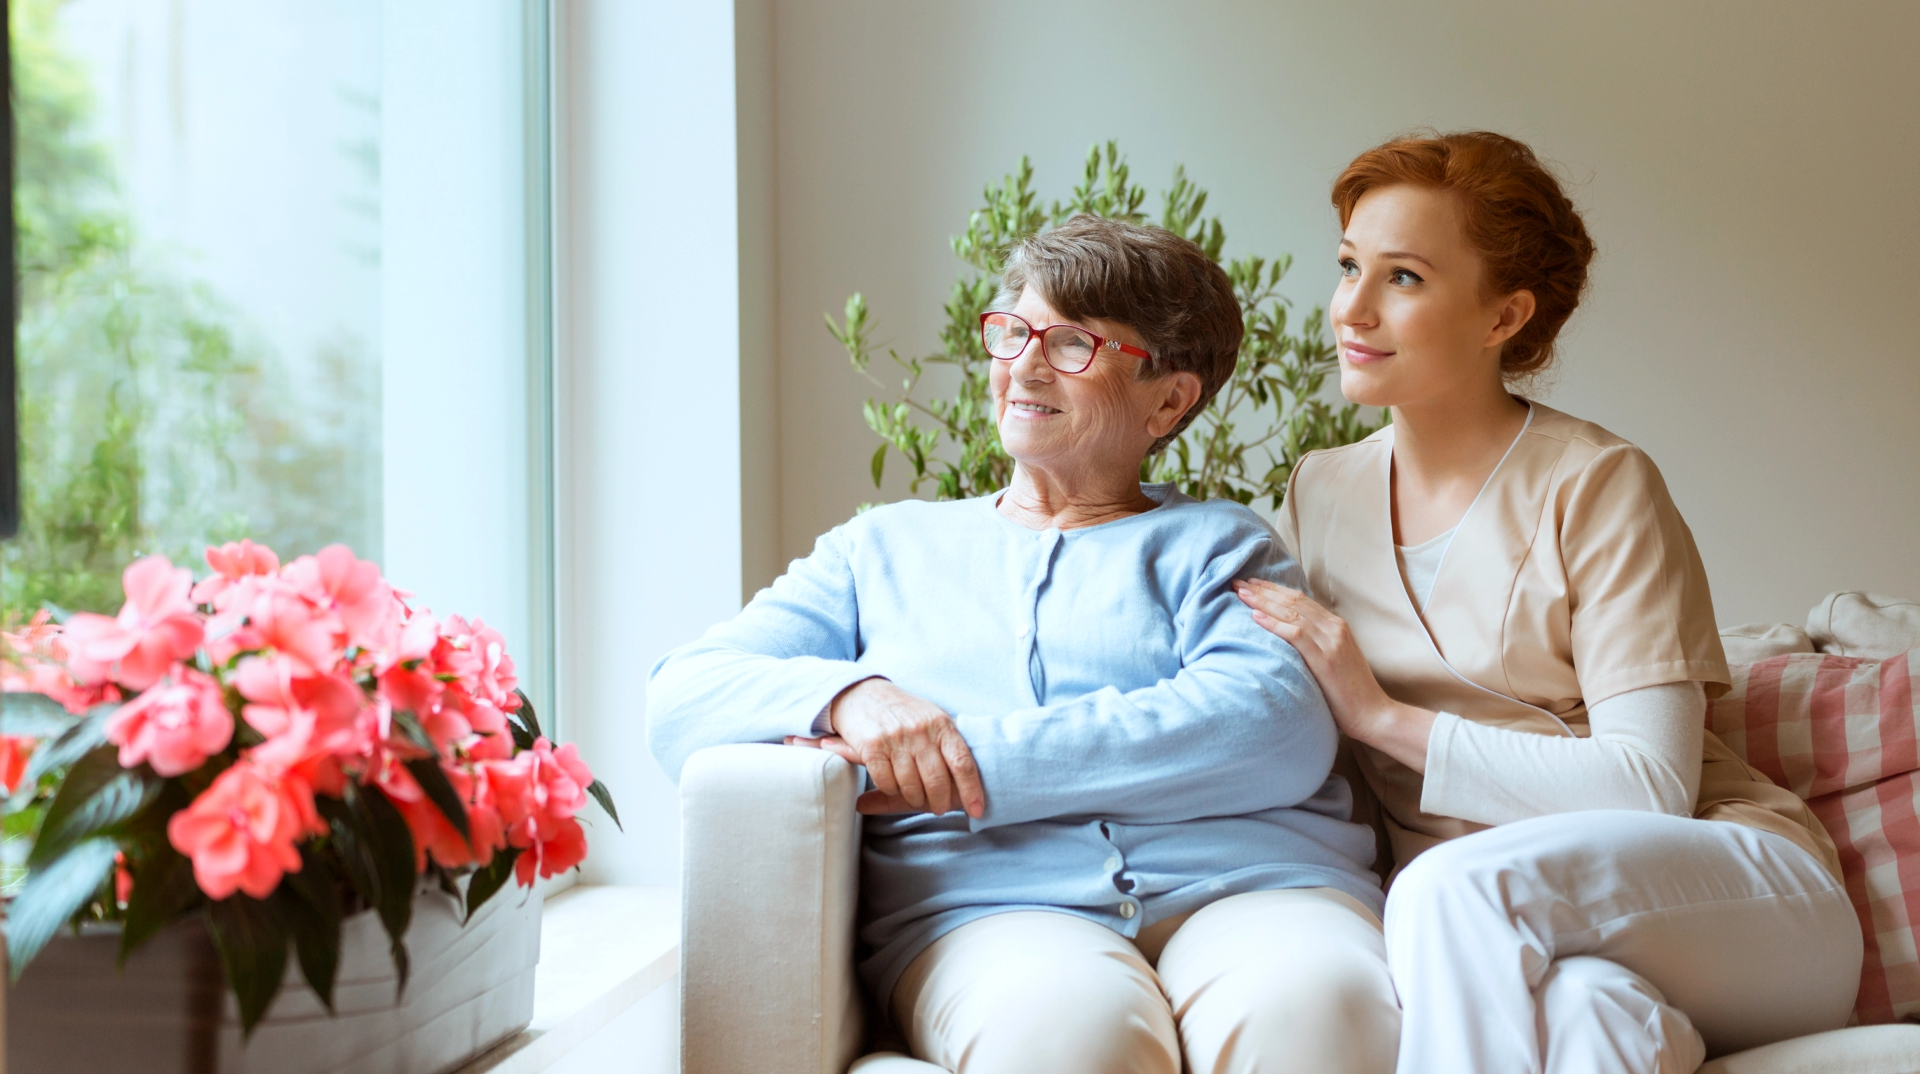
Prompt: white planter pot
<box><xmin>6</xmin><ymin>885</ymin><xmax>542</xmax><ymax>1074</ymax></box>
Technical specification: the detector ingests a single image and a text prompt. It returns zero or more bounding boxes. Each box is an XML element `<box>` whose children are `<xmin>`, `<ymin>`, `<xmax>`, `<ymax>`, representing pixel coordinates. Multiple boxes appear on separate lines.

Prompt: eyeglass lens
<box><xmin>980</xmin><ymin>313</ymin><xmax>1100</xmax><ymax>373</ymax></box>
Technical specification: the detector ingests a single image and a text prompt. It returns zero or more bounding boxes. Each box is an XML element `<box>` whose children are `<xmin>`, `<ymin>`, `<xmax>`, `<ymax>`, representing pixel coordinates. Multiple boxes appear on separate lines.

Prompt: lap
<box><xmin>892</xmin><ymin>911</ymin><xmax>1178</xmax><ymax>1074</ymax></box>
<box><xmin>1160</xmin><ymin>888</ymin><xmax>1399</xmax><ymax>1074</ymax></box>
<box><xmin>1387</xmin><ymin>811</ymin><xmax>1861</xmax><ymax>1053</ymax></box>
<box><xmin>893</xmin><ymin>891</ymin><xmax>1397</xmax><ymax>1074</ymax></box>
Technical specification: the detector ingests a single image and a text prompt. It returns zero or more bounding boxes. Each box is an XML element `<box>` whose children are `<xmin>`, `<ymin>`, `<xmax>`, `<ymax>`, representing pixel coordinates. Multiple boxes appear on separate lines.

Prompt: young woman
<box><xmin>1236</xmin><ymin>132</ymin><xmax>1861</xmax><ymax>1072</ymax></box>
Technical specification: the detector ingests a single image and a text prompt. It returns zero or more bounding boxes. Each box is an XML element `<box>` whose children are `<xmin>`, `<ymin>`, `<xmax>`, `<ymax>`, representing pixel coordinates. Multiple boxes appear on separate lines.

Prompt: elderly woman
<box><xmin>648</xmin><ymin>216</ymin><xmax>1398</xmax><ymax>1074</ymax></box>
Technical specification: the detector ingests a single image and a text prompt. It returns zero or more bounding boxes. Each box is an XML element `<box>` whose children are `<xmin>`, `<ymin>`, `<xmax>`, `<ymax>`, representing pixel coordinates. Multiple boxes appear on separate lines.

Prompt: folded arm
<box><xmin>646</xmin><ymin>529</ymin><xmax>876</xmax><ymax>780</ymax></box>
<box><xmin>1419</xmin><ymin>681</ymin><xmax>1704</xmax><ymax>825</ymax></box>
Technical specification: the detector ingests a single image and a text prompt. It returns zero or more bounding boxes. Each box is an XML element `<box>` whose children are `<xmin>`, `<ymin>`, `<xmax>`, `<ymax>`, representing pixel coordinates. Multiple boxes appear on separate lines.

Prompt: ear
<box><xmin>1145</xmin><ymin>371</ymin><xmax>1204</xmax><ymax>439</ymax></box>
<box><xmin>1484</xmin><ymin>290</ymin><xmax>1537</xmax><ymax>350</ymax></box>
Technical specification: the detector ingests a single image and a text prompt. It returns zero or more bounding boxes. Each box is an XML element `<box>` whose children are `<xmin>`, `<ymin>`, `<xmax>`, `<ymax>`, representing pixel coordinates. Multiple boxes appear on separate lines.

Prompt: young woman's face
<box><xmin>1329</xmin><ymin>184</ymin><xmax>1532</xmax><ymax>409</ymax></box>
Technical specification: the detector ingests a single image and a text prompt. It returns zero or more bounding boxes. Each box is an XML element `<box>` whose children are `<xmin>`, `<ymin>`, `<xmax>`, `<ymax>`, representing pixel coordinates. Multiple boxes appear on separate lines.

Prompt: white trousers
<box><xmin>891</xmin><ymin>887</ymin><xmax>1401</xmax><ymax>1074</ymax></box>
<box><xmin>1385</xmin><ymin>811</ymin><xmax>1862</xmax><ymax>1074</ymax></box>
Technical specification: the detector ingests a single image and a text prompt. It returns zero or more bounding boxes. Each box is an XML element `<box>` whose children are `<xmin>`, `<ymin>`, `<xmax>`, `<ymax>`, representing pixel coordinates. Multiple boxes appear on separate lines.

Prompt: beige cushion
<box><xmin>680</xmin><ymin>744</ymin><xmax>866</xmax><ymax>1074</ymax></box>
<box><xmin>1697</xmin><ymin>1025</ymin><xmax>1920</xmax><ymax>1073</ymax></box>
<box><xmin>1808</xmin><ymin>592</ymin><xmax>1920</xmax><ymax>660</ymax></box>
<box><xmin>1721</xmin><ymin>622</ymin><xmax>1817</xmax><ymax>664</ymax></box>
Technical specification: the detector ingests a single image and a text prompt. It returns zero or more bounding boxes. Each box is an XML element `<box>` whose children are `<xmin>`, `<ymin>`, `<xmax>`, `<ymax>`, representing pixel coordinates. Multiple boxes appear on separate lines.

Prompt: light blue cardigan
<box><xmin>647</xmin><ymin>485</ymin><xmax>1383</xmax><ymax>1004</ymax></box>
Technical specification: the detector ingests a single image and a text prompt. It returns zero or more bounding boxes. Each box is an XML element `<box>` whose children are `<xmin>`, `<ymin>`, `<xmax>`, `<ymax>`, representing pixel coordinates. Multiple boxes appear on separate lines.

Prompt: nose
<box><xmin>1007</xmin><ymin>330</ymin><xmax>1054</xmax><ymax>381</ymax></box>
<box><xmin>1333</xmin><ymin>273</ymin><xmax>1376</xmax><ymax>332</ymax></box>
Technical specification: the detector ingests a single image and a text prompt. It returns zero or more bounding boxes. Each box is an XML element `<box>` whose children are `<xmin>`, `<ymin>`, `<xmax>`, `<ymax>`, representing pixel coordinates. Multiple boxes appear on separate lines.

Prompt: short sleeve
<box><xmin>1561</xmin><ymin>445</ymin><xmax>1730</xmax><ymax>703</ymax></box>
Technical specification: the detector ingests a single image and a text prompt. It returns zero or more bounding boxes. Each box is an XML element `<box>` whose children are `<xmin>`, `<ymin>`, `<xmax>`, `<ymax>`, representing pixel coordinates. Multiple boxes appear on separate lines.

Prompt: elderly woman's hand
<box><xmin>1233</xmin><ymin>579</ymin><xmax>1435</xmax><ymax>773</ymax></box>
<box><xmin>786</xmin><ymin>677</ymin><xmax>985</xmax><ymax>817</ymax></box>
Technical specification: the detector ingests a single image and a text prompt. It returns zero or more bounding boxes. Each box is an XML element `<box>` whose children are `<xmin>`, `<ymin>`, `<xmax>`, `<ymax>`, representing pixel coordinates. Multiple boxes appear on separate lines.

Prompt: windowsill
<box><xmin>451</xmin><ymin>884</ymin><xmax>680</xmax><ymax>1074</ymax></box>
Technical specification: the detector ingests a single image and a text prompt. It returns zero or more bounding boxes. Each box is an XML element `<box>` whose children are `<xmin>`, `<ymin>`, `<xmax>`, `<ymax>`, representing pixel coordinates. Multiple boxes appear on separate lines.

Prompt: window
<box><xmin>5</xmin><ymin>0</ymin><xmax>556</xmax><ymax>728</ymax></box>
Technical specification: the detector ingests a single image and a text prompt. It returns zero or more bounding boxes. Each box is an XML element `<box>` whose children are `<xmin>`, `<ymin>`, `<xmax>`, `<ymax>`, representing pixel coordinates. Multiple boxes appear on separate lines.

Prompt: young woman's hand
<box><xmin>1233</xmin><ymin>578</ymin><xmax>1435</xmax><ymax>772</ymax></box>
<box><xmin>785</xmin><ymin>677</ymin><xmax>985</xmax><ymax>817</ymax></box>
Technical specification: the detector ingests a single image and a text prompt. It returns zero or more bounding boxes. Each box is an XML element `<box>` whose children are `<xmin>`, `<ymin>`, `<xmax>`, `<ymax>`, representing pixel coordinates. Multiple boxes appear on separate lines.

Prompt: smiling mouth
<box><xmin>1010</xmin><ymin>401</ymin><xmax>1062</xmax><ymax>415</ymax></box>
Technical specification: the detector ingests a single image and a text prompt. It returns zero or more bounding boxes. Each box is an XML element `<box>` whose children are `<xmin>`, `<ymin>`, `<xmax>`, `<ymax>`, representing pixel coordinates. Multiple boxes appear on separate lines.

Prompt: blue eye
<box><xmin>1390</xmin><ymin>268</ymin><xmax>1424</xmax><ymax>286</ymax></box>
<box><xmin>1339</xmin><ymin>258</ymin><xmax>1360</xmax><ymax>277</ymax></box>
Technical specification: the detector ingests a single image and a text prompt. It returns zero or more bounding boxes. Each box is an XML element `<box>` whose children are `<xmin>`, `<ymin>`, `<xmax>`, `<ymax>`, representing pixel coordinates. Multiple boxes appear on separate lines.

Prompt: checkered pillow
<box><xmin>1708</xmin><ymin>649</ymin><xmax>1920</xmax><ymax>1024</ymax></box>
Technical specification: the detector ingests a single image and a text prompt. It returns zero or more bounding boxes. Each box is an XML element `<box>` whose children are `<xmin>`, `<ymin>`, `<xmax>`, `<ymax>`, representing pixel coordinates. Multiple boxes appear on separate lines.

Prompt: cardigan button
<box><xmin>1104</xmin><ymin>856</ymin><xmax>1120</xmax><ymax>872</ymax></box>
<box><xmin>1119</xmin><ymin>902</ymin><xmax>1137</xmax><ymax>920</ymax></box>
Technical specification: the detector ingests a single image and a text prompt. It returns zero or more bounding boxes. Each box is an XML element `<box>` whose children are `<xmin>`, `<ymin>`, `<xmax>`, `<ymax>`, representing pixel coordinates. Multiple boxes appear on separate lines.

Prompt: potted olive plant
<box><xmin>830</xmin><ymin>141</ymin><xmax>1384</xmax><ymax>508</ymax></box>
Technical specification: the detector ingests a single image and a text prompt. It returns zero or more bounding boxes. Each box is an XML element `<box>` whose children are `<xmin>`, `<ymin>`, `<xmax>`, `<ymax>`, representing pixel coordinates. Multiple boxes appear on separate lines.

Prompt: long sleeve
<box><xmin>646</xmin><ymin>528</ymin><xmax>877</xmax><ymax>779</ymax></box>
<box><xmin>1420</xmin><ymin>681</ymin><xmax>1704</xmax><ymax>826</ymax></box>
<box><xmin>958</xmin><ymin>544</ymin><xmax>1337</xmax><ymax>831</ymax></box>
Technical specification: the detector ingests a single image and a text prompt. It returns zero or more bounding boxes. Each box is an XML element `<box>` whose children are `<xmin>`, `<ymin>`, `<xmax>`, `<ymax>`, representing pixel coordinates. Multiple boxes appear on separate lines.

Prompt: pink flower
<box><xmin>3</xmin><ymin>613</ymin><xmax>122</xmax><ymax>714</ymax></box>
<box><xmin>234</xmin><ymin>658</ymin><xmax>368</xmax><ymax>776</ymax></box>
<box><xmin>62</xmin><ymin>557</ymin><xmax>206</xmax><ymax>690</ymax></box>
<box><xmin>489</xmin><ymin>737</ymin><xmax>595</xmax><ymax>885</ymax></box>
<box><xmin>282</xmin><ymin>546</ymin><xmax>403</xmax><ymax>655</ymax></box>
<box><xmin>104</xmin><ymin>669</ymin><xmax>234</xmax><ymax>776</ymax></box>
<box><xmin>242</xmin><ymin>587</ymin><xmax>339</xmax><ymax>676</ymax></box>
<box><xmin>515</xmin><ymin>817</ymin><xmax>586</xmax><ymax>884</ymax></box>
<box><xmin>191</xmin><ymin>540</ymin><xmax>281</xmax><ymax>605</ymax></box>
<box><xmin>0</xmin><ymin>735</ymin><xmax>37</xmax><ymax>794</ymax></box>
<box><xmin>166</xmin><ymin>761</ymin><xmax>319</xmax><ymax>900</ymax></box>
<box><xmin>434</xmin><ymin>616</ymin><xmax>519</xmax><ymax>711</ymax></box>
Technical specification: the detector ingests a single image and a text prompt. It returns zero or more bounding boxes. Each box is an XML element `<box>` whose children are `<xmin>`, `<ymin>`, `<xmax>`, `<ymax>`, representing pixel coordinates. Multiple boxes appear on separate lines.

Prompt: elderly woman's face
<box><xmin>989</xmin><ymin>289</ymin><xmax>1197</xmax><ymax>481</ymax></box>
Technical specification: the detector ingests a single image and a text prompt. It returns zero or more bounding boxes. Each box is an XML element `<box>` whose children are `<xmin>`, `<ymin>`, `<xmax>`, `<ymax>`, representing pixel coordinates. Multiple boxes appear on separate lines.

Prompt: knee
<box><xmin>935</xmin><ymin>955</ymin><xmax>1179</xmax><ymax>1074</ymax></box>
<box><xmin>1536</xmin><ymin>957</ymin><xmax>1704</xmax><ymax>1074</ymax></box>
<box><xmin>1182</xmin><ymin>949</ymin><xmax>1399</xmax><ymax>1074</ymax></box>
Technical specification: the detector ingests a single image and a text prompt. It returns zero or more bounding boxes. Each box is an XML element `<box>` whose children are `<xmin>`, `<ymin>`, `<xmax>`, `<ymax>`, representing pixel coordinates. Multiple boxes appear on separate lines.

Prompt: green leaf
<box><xmin>353</xmin><ymin>784</ymin><xmax>417</xmax><ymax>993</ymax></box>
<box><xmin>8</xmin><ymin>837</ymin><xmax>119</xmax><ymax>978</ymax></box>
<box><xmin>318</xmin><ymin>786</ymin><xmax>417</xmax><ymax>995</ymax></box>
<box><xmin>29</xmin><ymin>744</ymin><xmax>161</xmax><ymax>868</ymax></box>
<box><xmin>586</xmin><ymin>778</ymin><xmax>621</xmax><ymax>831</ymax></box>
<box><xmin>390</xmin><ymin>709</ymin><xmax>435</xmax><ymax>754</ymax></box>
<box><xmin>869</xmin><ymin>443</ymin><xmax>887</xmax><ymax>489</ymax></box>
<box><xmin>1</xmin><ymin>690</ymin><xmax>80</xmax><ymax>738</ymax></box>
<box><xmin>271</xmin><ymin>851</ymin><xmax>342</xmax><ymax>1012</ymax></box>
<box><xmin>118</xmin><ymin>846</ymin><xmax>204</xmax><ymax>965</ymax></box>
<box><xmin>21</xmin><ymin>704</ymin><xmax>114</xmax><ymax>787</ymax></box>
<box><xmin>404</xmin><ymin>755</ymin><xmax>470</xmax><ymax>842</ymax></box>
<box><xmin>464</xmin><ymin>846</ymin><xmax>523</xmax><ymax>920</ymax></box>
<box><xmin>511</xmin><ymin>689</ymin><xmax>544</xmax><ymax>741</ymax></box>
<box><xmin>206</xmin><ymin>895</ymin><xmax>289</xmax><ymax>1037</ymax></box>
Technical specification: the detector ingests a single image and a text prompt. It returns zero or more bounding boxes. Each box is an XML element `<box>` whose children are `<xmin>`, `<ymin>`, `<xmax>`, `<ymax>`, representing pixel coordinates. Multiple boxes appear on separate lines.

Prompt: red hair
<box><xmin>1332</xmin><ymin>131</ymin><xmax>1595</xmax><ymax>379</ymax></box>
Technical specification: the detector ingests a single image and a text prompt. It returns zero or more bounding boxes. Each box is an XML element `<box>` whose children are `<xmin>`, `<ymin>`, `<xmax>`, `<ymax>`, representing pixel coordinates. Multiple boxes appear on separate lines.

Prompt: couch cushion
<box><xmin>1696</xmin><ymin>1024</ymin><xmax>1920</xmax><ymax>1073</ymax></box>
<box><xmin>1722</xmin><ymin>622</ymin><xmax>1817</xmax><ymax>665</ymax></box>
<box><xmin>1710</xmin><ymin>650</ymin><xmax>1920</xmax><ymax>1024</ymax></box>
<box><xmin>1810</xmin><ymin>593</ymin><xmax>1920</xmax><ymax>661</ymax></box>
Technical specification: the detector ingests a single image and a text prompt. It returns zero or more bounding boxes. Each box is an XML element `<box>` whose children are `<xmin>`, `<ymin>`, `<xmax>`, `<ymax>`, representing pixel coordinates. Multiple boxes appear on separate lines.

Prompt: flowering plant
<box><xmin>0</xmin><ymin>542</ymin><xmax>618</xmax><ymax>1035</ymax></box>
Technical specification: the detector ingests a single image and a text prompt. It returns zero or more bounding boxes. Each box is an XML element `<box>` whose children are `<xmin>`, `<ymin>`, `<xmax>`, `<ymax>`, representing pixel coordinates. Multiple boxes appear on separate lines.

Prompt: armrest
<box><xmin>680</xmin><ymin>744</ymin><xmax>865</xmax><ymax>1074</ymax></box>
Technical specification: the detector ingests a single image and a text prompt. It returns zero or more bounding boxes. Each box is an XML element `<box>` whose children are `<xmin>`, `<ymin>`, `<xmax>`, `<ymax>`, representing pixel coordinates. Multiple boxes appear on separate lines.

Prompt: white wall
<box><xmin>764</xmin><ymin>0</ymin><xmax>1920</xmax><ymax>626</ymax></box>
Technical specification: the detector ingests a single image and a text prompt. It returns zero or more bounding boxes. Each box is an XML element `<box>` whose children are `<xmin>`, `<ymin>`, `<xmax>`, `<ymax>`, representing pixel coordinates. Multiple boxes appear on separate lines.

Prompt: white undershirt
<box><xmin>1395</xmin><ymin>527</ymin><xmax>1457</xmax><ymax>612</ymax></box>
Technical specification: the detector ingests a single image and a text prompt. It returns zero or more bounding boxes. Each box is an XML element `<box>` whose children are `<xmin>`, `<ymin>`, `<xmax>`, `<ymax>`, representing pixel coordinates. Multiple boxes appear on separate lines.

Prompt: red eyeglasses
<box><xmin>978</xmin><ymin>311</ymin><xmax>1153</xmax><ymax>375</ymax></box>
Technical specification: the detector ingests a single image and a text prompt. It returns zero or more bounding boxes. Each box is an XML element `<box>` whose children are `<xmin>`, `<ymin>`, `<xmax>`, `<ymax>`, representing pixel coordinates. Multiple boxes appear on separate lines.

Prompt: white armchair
<box><xmin>676</xmin><ymin>743</ymin><xmax>1920</xmax><ymax>1074</ymax></box>
<box><xmin>678</xmin><ymin>744</ymin><xmax>937</xmax><ymax>1074</ymax></box>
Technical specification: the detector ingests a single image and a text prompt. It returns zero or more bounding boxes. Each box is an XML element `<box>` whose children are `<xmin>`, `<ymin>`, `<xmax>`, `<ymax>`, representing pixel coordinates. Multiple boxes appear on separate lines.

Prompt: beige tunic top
<box><xmin>1278</xmin><ymin>402</ymin><xmax>1841</xmax><ymax>880</ymax></box>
